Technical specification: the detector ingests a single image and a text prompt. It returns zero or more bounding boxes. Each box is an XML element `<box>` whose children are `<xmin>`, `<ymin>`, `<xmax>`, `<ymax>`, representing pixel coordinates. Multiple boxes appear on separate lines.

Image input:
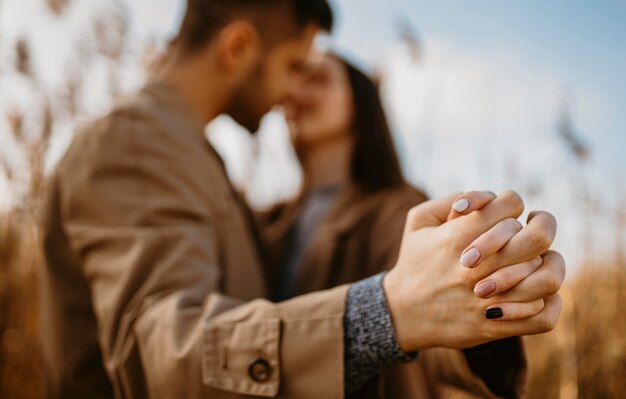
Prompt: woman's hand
<box><xmin>384</xmin><ymin>191</ymin><xmax>564</xmax><ymax>352</ymax></box>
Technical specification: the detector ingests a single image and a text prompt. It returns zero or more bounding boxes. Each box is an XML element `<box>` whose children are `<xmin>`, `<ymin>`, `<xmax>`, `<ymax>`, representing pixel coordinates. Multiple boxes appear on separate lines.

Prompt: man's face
<box><xmin>226</xmin><ymin>24</ymin><xmax>318</xmax><ymax>134</ymax></box>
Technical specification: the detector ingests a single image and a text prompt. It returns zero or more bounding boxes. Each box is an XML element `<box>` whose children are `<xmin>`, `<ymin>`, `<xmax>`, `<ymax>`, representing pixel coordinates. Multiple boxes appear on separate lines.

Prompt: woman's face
<box><xmin>286</xmin><ymin>53</ymin><xmax>354</xmax><ymax>149</ymax></box>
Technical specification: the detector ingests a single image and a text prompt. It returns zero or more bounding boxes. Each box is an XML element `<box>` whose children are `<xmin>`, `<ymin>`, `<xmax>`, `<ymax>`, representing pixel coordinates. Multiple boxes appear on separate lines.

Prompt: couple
<box><xmin>40</xmin><ymin>1</ymin><xmax>565</xmax><ymax>398</ymax></box>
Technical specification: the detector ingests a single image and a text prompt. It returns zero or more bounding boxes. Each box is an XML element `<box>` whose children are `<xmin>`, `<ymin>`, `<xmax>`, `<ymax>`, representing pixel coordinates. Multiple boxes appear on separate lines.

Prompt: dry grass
<box><xmin>526</xmin><ymin>260</ymin><xmax>626</xmax><ymax>398</ymax></box>
<box><xmin>0</xmin><ymin>3</ymin><xmax>139</xmax><ymax>397</ymax></box>
<box><xmin>0</xmin><ymin>213</ymin><xmax>44</xmax><ymax>399</ymax></box>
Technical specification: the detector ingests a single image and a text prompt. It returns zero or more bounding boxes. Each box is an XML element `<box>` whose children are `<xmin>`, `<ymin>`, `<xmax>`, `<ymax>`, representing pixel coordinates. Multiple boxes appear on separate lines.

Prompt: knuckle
<box><xmin>406</xmin><ymin>206</ymin><xmax>422</xmax><ymax>225</ymax></box>
<box><xmin>553</xmin><ymin>250</ymin><xmax>566</xmax><ymax>264</ymax></box>
<box><xmin>500</xmin><ymin>190</ymin><xmax>525</xmax><ymax>213</ymax></box>
<box><xmin>547</xmin><ymin>257</ymin><xmax>567</xmax><ymax>286</ymax></box>
<box><xmin>536</xmin><ymin>211</ymin><xmax>558</xmax><ymax>235</ymax></box>
<box><xmin>499</xmin><ymin>270</ymin><xmax>518</xmax><ymax>290</ymax></box>
<box><xmin>534</xmin><ymin>211</ymin><xmax>558</xmax><ymax>231</ymax></box>
<box><xmin>538</xmin><ymin>298</ymin><xmax>561</xmax><ymax>332</ymax></box>
<box><xmin>509</xmin><ymin>303</ymin><xmax>522</xmax><ymax>317</ymax></box>
<box><xmin>547</xmin><ymin>251</ymin><xmax>567</xmax><ymax>275</ymax></box>
<box><xmin>484</xmin><ymin>321</ymin><xmax>503</xmax><ymax>341</ymax></box>
<box><xmin>445</xmin><ymin>226</ymin><xmax>466</xmax><ymax>246</ymax></box>
<box><xmin>544</xmin><ymin>212</ymin><xmax>557</xmax><ymax>230</ymax></box>
<box><xmin>544</xmin><ymin>274</ymin><xmax>562</xmax><ymax>295</ymax></box>
<box><xmin>477</xmin><ymin>233</ymin><xmax>498</xmax><ymax>251</ymax></box>
<box><xmin>407</xmin><ymin>205</ymin><xmax>420</xmax><ymax>221</ymax></box>
<box><xmin>536</xmin><ymin>315</ymin><xmax>556</xmax><ymax>333</ymax></box>
<box><xmin>546</xmin><ymin>315</ymin><xmax>558</xmax><ymax>331</ymax></box>
<box><xmin>527</xmin><ymin>228</ymin><xmax>552</xmax><ymax>254</ymax></box>
<box><xmin>461</xmin><ymin>269</ymin><xmax>477</xmax><ymax>288</ymax></box>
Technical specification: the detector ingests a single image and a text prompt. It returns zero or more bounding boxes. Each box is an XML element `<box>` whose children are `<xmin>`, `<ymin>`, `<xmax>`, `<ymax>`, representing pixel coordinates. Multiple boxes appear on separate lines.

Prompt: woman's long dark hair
<box><xmin>333</xmin><ymin>54</ymin><xmax>406</xmax><ymax>192</ymax></box>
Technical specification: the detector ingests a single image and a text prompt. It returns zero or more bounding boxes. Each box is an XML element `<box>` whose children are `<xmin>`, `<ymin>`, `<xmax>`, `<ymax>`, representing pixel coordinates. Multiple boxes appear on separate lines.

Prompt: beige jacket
<box><xmin>258</xmin><ymin>185</ymin><xmax>528</xmax><ymax>398</ymax></box>
<box><xmin>39</xmin><ymin>81</ymin><xmax>349</xmax><ymax>399</ymax></box>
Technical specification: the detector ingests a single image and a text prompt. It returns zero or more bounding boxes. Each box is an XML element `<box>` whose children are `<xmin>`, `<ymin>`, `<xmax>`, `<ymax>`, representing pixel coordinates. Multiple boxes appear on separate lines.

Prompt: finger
<box><xmin>473</xmin><ymin>256</ymin><xmax>543</xmax><ymax>299</ymax></box>
<box><xmin>404</xmin><ymin>192</ymin><xmax>462</xmax><ymax>233</ymax></box>
<box><xmin>484</xmin><ymin>299</ymin><xmax>545</xmax><ymax>321</ymax></box>
<box><xmin>492</xmin><ymin>211</ymin><xmax>557</xmax><ymax>267</ymax></box>
<box><xmin>527</xmin><ymin>210</ymin><xmax>556</xmax><ymax>225</ymax></box>
<box><xmin>460</xmin><ymin>218</ymin><xmax>523</xmax><ymax>268</ymax></box>
<box><xmin>472</xmin><ymin>211</ymin><xmax>557</xmax><ymax>278</ymax></box>
<box><xmin>447</xmin><ymin>190</ymin><xmax>525</xmax><ymax>242</ymax></box>
<box><xmin>447</xmin><ymin>191</ymin><xmax>497</xmax><ymax>221</ymax></box>
<box><xmin>486</xmin><ymin>251</ymin><xmax>566</xmax><ymax>303</ymax></box>
<box><xmin>488</xmin><ymin>294</ymin><xmax>562</xmax><ymax>338</ymax></box>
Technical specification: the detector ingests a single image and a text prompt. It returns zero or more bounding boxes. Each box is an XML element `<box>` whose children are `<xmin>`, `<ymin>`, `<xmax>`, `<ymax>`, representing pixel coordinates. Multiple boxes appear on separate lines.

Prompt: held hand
<box><xmin>385</xmin><ymin>191</ymin><xmax>563</xmax><ymax>352</ymax></box>
<box><xmin>450</xmin><ymin>192</ymin><xmax>565</xmax><ymax>319</ymax></box>
<box><xmin>466</xmin><ymin>210</ymin><xmax>565</xmax><ymax>320</ymax></box>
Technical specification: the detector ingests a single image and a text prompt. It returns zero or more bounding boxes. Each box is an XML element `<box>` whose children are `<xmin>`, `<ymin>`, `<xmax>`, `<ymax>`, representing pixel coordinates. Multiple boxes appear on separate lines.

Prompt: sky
<box><xmin>1</xmin><ymin>0</ymin><xmax>625</xmax><ymax>269</ymax></box>
<box><xmin>333</xmin><ymin>0</ymin><xmax>626</xmax><ymax>175</ymax></box>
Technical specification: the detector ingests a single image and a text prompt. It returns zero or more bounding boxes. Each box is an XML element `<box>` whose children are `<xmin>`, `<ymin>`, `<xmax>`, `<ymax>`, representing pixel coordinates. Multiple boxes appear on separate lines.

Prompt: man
<box><xmin>39</xmin><ymin>1</ymin><xmax>565</xmax><ymax>398</ymax></box>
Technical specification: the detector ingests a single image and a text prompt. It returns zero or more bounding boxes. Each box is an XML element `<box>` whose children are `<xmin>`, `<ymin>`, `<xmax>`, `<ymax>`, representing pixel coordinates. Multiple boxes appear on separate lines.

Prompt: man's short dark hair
<box><xmin>176</xmin><ymin>0</ymin><xmax>334</xmax><ymax>53</ymax></box>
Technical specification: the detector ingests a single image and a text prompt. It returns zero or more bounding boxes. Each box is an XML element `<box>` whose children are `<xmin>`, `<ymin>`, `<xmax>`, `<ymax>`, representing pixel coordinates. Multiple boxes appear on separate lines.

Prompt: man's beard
<box><xmin>226</xmin><ymin>62</ymin><xmax>268</xmax><ymax>135</ymax></box>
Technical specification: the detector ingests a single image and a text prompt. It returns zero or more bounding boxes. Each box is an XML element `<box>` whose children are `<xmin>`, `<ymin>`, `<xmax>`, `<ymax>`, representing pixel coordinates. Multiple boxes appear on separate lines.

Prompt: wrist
<box><xmin>383</xmin><ymin>269</ymin><xmax>427</xmax><ymax>352</ymax></box>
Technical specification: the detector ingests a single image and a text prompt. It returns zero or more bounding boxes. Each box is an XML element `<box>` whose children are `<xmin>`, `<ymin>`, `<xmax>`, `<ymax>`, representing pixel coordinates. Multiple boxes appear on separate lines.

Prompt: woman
<box><xmin>256</xmin><ymin>51</ymin><xmax>527</xmax><ymax>398</ymax></box>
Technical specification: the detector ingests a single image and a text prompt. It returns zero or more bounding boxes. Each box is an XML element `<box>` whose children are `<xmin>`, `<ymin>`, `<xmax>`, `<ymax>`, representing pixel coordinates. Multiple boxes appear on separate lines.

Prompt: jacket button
<box><xmin>248</xmin><ymin>357</ymin><xmax>272</xmax><ymax>382</ymax></box>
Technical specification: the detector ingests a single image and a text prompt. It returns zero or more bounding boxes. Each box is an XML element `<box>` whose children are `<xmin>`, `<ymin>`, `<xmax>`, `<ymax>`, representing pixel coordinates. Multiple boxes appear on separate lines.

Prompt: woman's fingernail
<box><xmin>485</xmin><ymin>308</ymin><xmax>504</xmax><ymax>320</ymax></box>
<box><xmin>474</xmin><ymin>280</ymin><xmax>497</xmax><ymax>298</ymax></box>
<box><xmin>452</xmin><ymin>198</ymin><xmax>470</xmax><ymax>212</ymax></box>
<box><xmin>460</xmin><ymin>247</ymin><xmax>481</xmax><ymax>267</ymax></box>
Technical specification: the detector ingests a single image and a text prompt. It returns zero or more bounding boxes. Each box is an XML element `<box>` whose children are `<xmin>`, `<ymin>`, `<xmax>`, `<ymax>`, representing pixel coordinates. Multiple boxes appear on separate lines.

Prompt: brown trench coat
<box><xmin>258</xmin><ymin>185</ymin><xmax>528</xmax><ymax>398</ymax></box>
<box><xmin>39</xmin><ymin>81</ymin><xmax>350</xmax><ymax>399</ymax></box>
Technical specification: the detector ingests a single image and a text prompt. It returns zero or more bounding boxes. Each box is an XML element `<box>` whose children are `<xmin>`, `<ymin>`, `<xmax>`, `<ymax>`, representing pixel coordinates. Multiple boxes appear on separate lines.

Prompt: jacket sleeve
<box><xmin>368</xmin><ymin>188</ymin><xmax>528</xmax><ymax>399</ymax></box>
<box><xmin>59</xmin><ymin>117</ymin><xmax>348</xmax><ymax>399</ymax></box>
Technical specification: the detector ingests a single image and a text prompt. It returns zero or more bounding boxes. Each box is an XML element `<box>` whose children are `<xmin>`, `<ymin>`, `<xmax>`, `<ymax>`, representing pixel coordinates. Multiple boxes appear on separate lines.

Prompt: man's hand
<box><xmin>384</xmin><ymin>191</ymin><xmax>564</xmax><ymax>352</ymax></box>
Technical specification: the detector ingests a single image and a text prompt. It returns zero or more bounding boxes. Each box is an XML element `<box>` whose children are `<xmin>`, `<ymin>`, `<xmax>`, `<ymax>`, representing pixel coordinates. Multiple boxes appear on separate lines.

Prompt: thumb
<box><xmin>404</xmin><ymin>192</ymin><xmax>462</xmax><ymax>233</ymax></box>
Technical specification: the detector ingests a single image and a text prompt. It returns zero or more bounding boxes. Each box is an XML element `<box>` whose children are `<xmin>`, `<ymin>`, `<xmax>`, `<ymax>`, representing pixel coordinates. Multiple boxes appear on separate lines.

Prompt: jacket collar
<box><xmin>265</xmin><ymin>183</ymin><xmax>378</xmax><ymax>247</ymax></box>
<box><xmin>140</xmin><ymin>78</ymin><xmax>208</xmax><ymax>147</ymax></box>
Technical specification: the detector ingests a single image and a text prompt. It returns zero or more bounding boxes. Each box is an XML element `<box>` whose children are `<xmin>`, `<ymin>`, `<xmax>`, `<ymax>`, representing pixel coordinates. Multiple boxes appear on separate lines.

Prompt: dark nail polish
<box><xmin>485</xmin><ymin>308</ymin><xmax>503</xmax><ymax>320</ymax></box>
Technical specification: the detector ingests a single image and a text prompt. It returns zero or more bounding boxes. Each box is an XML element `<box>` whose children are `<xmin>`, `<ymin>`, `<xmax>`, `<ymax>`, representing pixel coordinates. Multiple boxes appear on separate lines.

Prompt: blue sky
<box><xmin>332</xmin><ymin>0</ymin><xmax>626</xmax><ymax>175</ymax></box>
<box><xmin>338</xmin><ymin>0</ymin><xmax>626</xmax><ymax>82</ymax></box>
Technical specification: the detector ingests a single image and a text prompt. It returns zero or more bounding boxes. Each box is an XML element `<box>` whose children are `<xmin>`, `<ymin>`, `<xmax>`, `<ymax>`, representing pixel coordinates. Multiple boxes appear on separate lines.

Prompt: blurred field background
<box><xmin>1</xmin><ymin>0</ymin><xmax>625</xmax><ymax>398</ymax></box>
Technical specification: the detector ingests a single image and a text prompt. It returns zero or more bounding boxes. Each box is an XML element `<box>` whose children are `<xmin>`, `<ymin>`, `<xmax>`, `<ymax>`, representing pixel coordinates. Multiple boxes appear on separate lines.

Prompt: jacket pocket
<box><xmin>202</xmin><ymin>318</ymin><xmax>281</xmax><ymax>397</ymax></box>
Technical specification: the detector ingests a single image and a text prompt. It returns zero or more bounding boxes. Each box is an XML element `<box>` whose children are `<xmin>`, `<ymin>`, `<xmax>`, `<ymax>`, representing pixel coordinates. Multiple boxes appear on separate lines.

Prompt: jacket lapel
<box><xmin>144</xmin><ymin>82</ymin><xmax>268</xmax><ymax>301</ymax></box>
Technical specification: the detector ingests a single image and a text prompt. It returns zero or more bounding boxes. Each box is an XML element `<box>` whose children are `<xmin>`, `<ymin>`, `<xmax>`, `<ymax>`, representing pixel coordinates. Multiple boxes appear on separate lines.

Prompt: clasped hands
<box><xmin>385</xmin><ymin>190</ymin><xmax>565</xmax><ymax>352</ymax></box>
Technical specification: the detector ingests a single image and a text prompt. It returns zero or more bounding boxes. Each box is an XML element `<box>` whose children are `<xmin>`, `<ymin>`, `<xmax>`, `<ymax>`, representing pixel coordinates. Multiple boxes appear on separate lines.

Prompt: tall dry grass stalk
<box><xmin>0</xmin><ymin>1</ymin><xmax>132</xmax><ymax>397</ymax></box>
<box><xmin>526</xmin><ymin>260</ymin><xmax>626</xmax><ymax>398</ymax></box>
<box><xmin>0</xmin><ymin>212</ymin><xmax>44</xmax><ymax>398</ymax></box>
